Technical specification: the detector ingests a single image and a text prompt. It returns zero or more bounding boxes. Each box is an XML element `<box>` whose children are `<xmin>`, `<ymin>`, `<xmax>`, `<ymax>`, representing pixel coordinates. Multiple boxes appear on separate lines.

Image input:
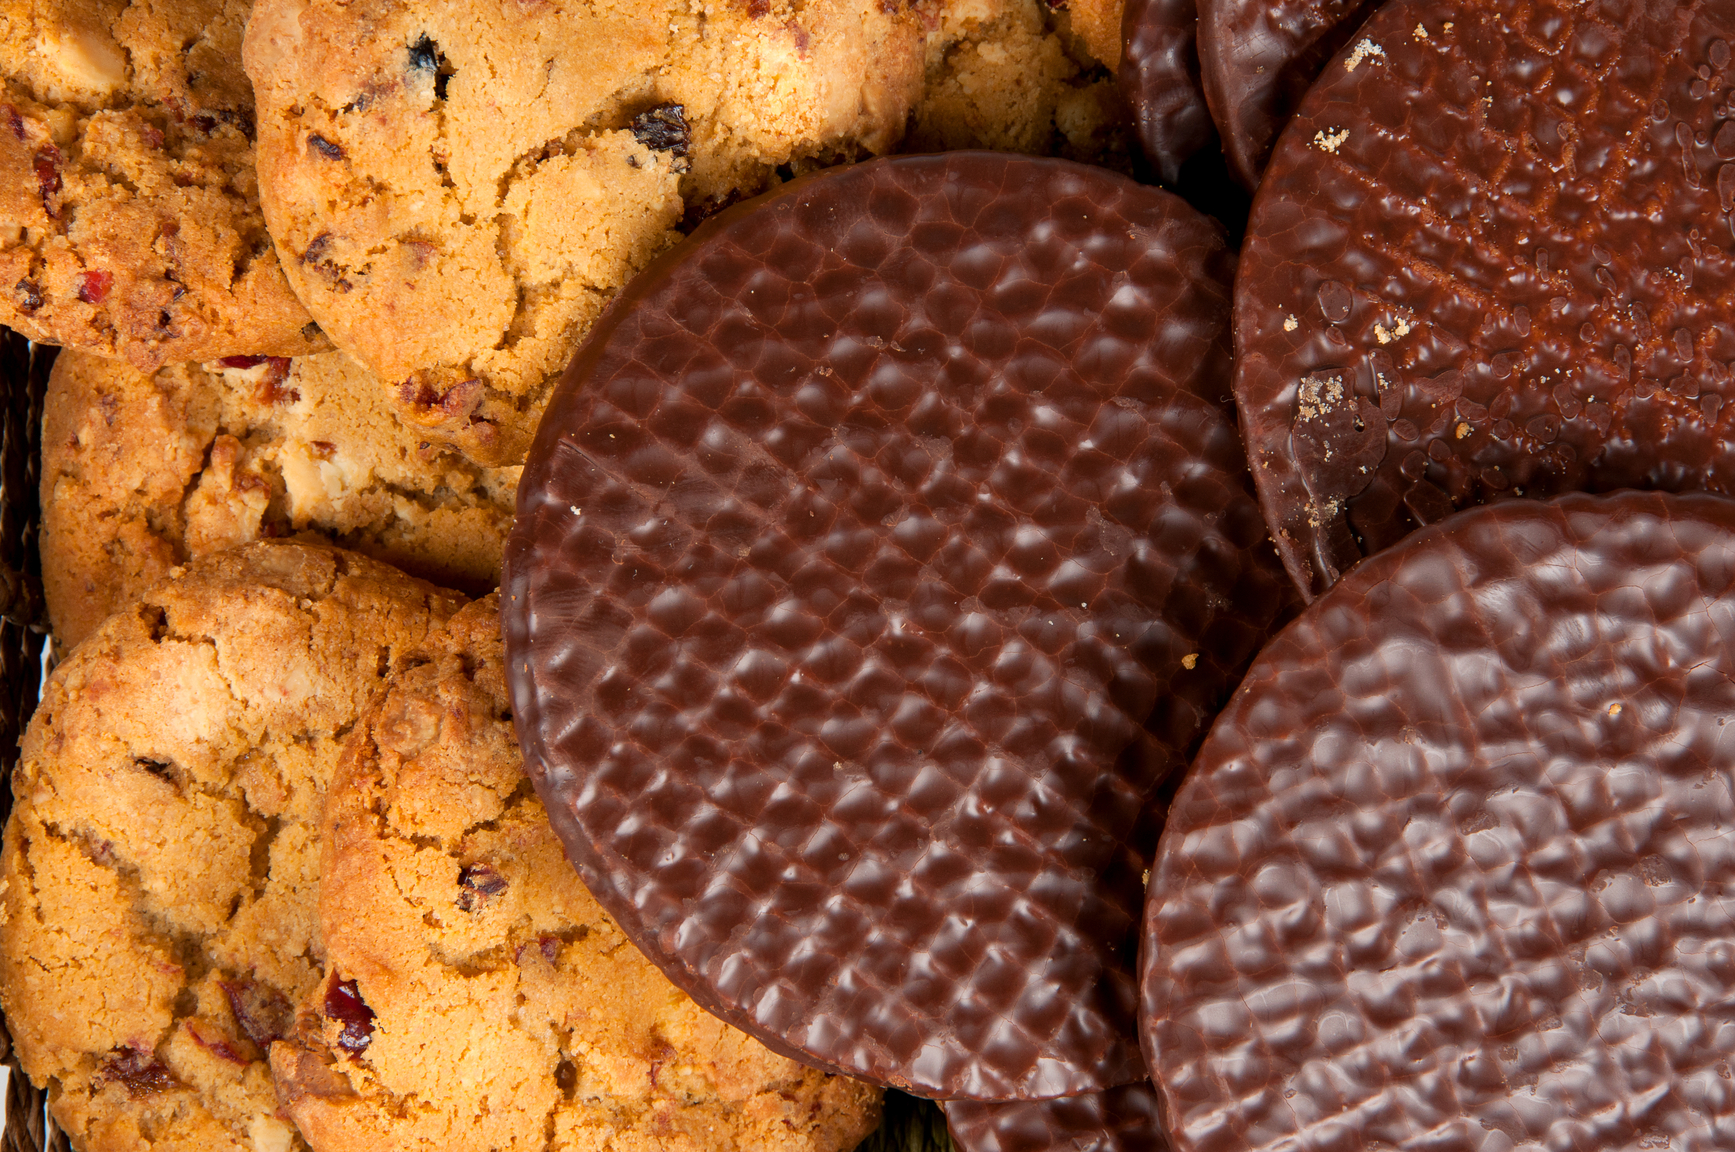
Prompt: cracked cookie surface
<box><xmin>0</xmin><ymin>0</ymin><xmax>327</xmax><ymax>367</ymax></box>
<box><xmin>41</xmin><ymin>347</ymin><xmax>516</xmax><ymax>647</ymax></box>
<box><xmin>0</xmin><ymin>542</ymin><xmax>463</xmax><ymax>1152</ymax></box>
<box><xmin>273</xmin><ymin>596</ymin><xmax>883</xmax><ymax>1152</ymax></box>
<box><xmin>241</xmin><ymin>0</ymin><xmax>928</xmax><ymax>467</ymax></box>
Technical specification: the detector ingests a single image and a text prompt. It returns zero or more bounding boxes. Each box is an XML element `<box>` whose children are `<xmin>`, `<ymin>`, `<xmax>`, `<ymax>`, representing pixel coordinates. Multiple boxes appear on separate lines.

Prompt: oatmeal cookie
<box><xmin>272</xmin><ymin>596</ymin><xmax>882</xmax><ymax>1152</ymax></box>
<box><xmin>241</xmin><ymin>0</ymin><xmax>927</xmax><ymax>466</ymax></box>
<box><xmin>907</xmin><ymin>0</ymin><xmax>1132</xmax><ymax>166</ymax></box>
<box><xmin>41</xmin><ymin>347</ymin><xmax>515</xmax><ymax>647</ymax></box>
<box><xmin>0</xmin><ymin>543</ymin><xmax>463</xmax><ymax>1152</ymax></box>
<box><xmin>0</xmin><ymin>0</ymin><xmax>326</xmax><ymax>367</ymax></box>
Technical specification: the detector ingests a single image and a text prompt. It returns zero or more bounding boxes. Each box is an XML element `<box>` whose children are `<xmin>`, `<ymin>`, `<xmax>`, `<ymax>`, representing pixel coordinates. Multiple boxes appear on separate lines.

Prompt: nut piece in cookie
<box><xmin>274</xmin><ymin>596</ymin><xmax>882</xmax><ymax>1152</ymax></box>
<box><xmin>241</xmin><ymin>0</ymin><xmax>928</xmax><ymax>465</ymax></box>
<box><xmin>41</xmin><ymin>347</ymin><xmax>516</xmax><ymax>647</ymax></box>
<box><xmin>0</xmin><ymin>543</ymin><xmax>463</xmax><ymax>1152</ymax></box>
<box><xmin>0</xmin><ymin>0</ymin><xmax>326</xmax><ymax>367</ymax></box>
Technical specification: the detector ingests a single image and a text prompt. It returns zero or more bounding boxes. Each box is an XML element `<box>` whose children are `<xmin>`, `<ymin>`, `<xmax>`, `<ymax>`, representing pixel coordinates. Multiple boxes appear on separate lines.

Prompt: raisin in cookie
<box><xmin>40</xmin><ymin>347</ymin><xmax>515</xmax><ymax>647</ymax></box>
<box><xmin>0</xmin><ymin>543</ymin><xmax>463</xmax><ymax>1152</ymax></box>
<box><xmin>272</xmin><ymin>596</ymin><xmax>882</xmax><ymax>1152</ymax></box>
<box><xmin>907</xmin><ymin>0</ymin><xmax>1131</xmax><ymax>166</ymax></box>
<box><xmin>241</xmin><ymin>0</ymin><xmax>926</xmax><ymax>467</ymax></box>
<box><xmin>0</xmin><ymin>0</ymin><xmax>327</xmax><ymax>367</ymax></box>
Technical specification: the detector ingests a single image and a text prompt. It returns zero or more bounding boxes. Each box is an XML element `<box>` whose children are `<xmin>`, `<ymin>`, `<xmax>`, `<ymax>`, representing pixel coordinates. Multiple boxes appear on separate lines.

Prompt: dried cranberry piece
<box><xmin>254</xmin><ymin>358</ymin><xmax>298</xmax><ymax>405</ymax></box>
<box><xmin>456</xmin><ymin>862</ymin><xmax>509</xmax><ymax>912</ymax></box>
<box><xmin>221</xmin><ymin>977</ymin><xmax>294</xmax><ymax>1048</ymax></box>
<box><xmin>97</xmin><ymin>1049</ymin><xmax>177</xmax><ymax>1096</ymax></box>
<box><xmin>306</xmin><ymin>133</ymin><xmax>344</xmax><ymax>160</ymax></box>
<box><xmin>219</xmin><ymin>355</ymin><xmax>269</xmax><ymax>369</ymax></box>
<box><xmin>77</xmin><ymin>270</ymin><xmax>112</xmax><ymax>304</ymax></box>
<box><xmin>324</xmin><ymin>975</ymin><xmax>375</xmax><ymax>1055</ymax></box>
<box><xmin>33</xmin><ymin>146</ymin><xmax>61</xmax><ymax>217</ymax></box>
<box><xmin>14</xmin><ymin>278</ymin><xmax>43</xmax><ymax>314</ymax></box>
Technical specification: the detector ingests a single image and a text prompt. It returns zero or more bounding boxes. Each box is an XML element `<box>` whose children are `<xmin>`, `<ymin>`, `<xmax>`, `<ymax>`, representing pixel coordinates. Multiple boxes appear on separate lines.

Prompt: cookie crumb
<box><xmin>1314</xmin><ymin>127</ymin><xmax>1350</xmax><ymax>153</ymax></box>
<box><xmin>1283</xmin><ymin>314</ymin><xmax>1299</xmax><ymax>331</ymax></box>
<box><xmin>1344</xmin><ymin>39</ymin><xmax>1385</xmax><ymax>71</ymax></box>
<box><xmin>1413</xmin><ymin>23</ymin><xmax>1429</xmax><ymax>40</ymax></box>
<box><xmin>1181</xmin><ymin>653</ymin><xmax>1198</xmax><ymax>669</ymax></box>
<box><xmin>1374</xmin><ymin>316</ymin><xmax>1412</xmax><ymax>343</ymax></box>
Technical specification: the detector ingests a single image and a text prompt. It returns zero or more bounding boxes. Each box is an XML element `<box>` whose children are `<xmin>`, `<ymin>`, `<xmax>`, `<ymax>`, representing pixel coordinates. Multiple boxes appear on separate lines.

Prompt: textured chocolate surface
<box><xmin>1196</xmin><ymin>0</ymin><xmax>1380</xmax><ymax>188</ymax></box>
<box><xmin>504</xmin><ymin>152</ymin><xmax>1294</xmax><ymax>1099</ymax></box>
<box><xmin>945</xmin><ymin>1082</ymin><xmax>1169</xmax><ymax>1152</ymax></box>
<box><xmin>1142</xmin><ymin>491</ymin><xmax>1735</xmax><ymax>1152</ymax></box>
<box><xmin>1120</xmin><ymin>0</ymin><xmax>1215</xmax><ymax>185</ymax></box>
<box><xmin>1234</xmin><ymin>0</ymin><xmax>1735</xmax><ymax>599</ymax></box>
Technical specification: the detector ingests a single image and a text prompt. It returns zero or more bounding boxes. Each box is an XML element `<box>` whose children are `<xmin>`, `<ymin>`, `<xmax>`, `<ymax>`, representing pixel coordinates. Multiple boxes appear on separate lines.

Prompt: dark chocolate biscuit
<box><xmin>1119</xmin><ymin>0</ymin><xmax>1214</xmax><ymax>185</ymax></box>
<box><xmin>1234</xmin><ymin>0</ymin><xmax>1735</xmax><ymax>599</ymax></box>
<box><xmin>1195</xmin><ymin>0</ymin><xmax>1381</xmax><ymax>188</ymax></box>
<box><xmin>944</xmin><ymin>1082</ymin><xmax>1169</xmax><ymax>1152</ymax></box>
<box><xmin>504</xmin><ymin>152</ymin><xmax>1294</xmax><ymax>1100</ymax></box>
<box><xmin>1142</xmin><ymin>491</ymin><xmax>1735</xmax><ymax>1152</ymax></box>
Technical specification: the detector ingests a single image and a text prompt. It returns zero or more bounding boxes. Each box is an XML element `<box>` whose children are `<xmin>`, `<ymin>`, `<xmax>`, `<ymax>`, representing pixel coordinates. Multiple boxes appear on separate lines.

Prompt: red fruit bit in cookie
<box><xmin>255</xmin><ymin>358</ymin><xmax>298</xmax><ymax>405</ymax></box>
<box><xmin>77</xmin><ymin>270</ymin><xmax>112</xmax><ymax>304</ymax></box>
<box><xmin>221</xmin><ymin>977</ymin><xmax>294</xmax><ymax>1048</ymax></box>
<box><xmin>306</xmin><ymin>133</ymin><xmax>345</xmax><ymax>160</ymax></box>
<box><xmin>399</xmin><ymin>375</ymin><xmax>482</xmax><ymax>418</ymax></box>
<box><xmin>34</xmin><ymin>146</ymin><xmax>61</xmax><ymax>217</ymax></box>
<box><xmin>3</xmin><ymin>105</ymin><xmax>24</xmax><ymax>140</ymax></box>
<box><xmin>14</xmin><ymin>278</ymin><xmax>43</xmax><ymax>314</ymax></box>
<box><xmin>455</xmin><ymin>862</ymin><xmax>509</xmax><ymax>912</ymax></box>
<box><xmin>185</xmin><ymin>1022</ymin><xmax>247</xmax><ymax>1065</ymax></box>
<box><xmin>97</xmin><ymin>1049</ymin><xmax>177</xmax><ymax>1097</ymax></box>
<box><xmin>324</xmin><ymin>975</ymin><xmax>375</xmax><ymax>1055</ymax></box>
<box><xmin>219</xmin><ymin>355</ymin><xmax>269</xmax><ymax>369</ymax></box>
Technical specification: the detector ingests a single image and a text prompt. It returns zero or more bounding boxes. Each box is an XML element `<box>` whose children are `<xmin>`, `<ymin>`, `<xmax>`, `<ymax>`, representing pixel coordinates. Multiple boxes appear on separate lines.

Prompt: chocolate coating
<box><xmin>1142</xmin><ymin>491</ymin><xmax>1735</xmax><ymax>1152</ymax></box>
<box><xmin>945</xmin><ymin>1082</ymin><xmax>1169</xmax><ymax>1152</ymax></box>
<box><xmin>1234</xmin><ymin>0</ymin><xmax>1735</xmax><ymax>599</ymax></box>
<box><xmin>1196</xmin><ymin>0</ymin><xmax>1381</xmax><ymax>189</ymax></box>
<box><xmin>1120</xmin><ymin>0</ymin><xmax>1216</xmax><ymax>185</ymax></box>
<box><xmin>503</xmin><ymin>152</ymin><xmax>1294</xmax><ymax>1099</ymax></box>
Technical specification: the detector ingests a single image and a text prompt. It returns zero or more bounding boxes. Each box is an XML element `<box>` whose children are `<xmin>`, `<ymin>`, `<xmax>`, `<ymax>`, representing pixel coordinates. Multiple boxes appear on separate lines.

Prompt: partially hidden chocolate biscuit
<box><xmin>1118</xmin><ymin>0</ymin><xmax>1214</xmax><ymax>184</ymax></box>
<box><xmin>41</xmin><ymin>348</ymin><xmax>515</xmax><ymax>647</ymax></box>
<box><xmin>0</xmin><ymin>543</ymin><xmax>462</xmax><ymax>1152</ymax></box>
<box><xmin>1233</xmin><ymin>0</ymin><xmax>1735</xmax><ymax>598</ymax></box>
<box><xmin>505</xmin><ymin>152</ymin><xmax>1295</xmax><ymax>1100</ymax></box>
<box><xmin>1195</xmin><ymin>0</ymin><xmax>1381</xmax><ymax>188</ymax></box>
<box><xmin>1142</xmin><ymin>492</ymin><xmax>1735</xmax><ymax>1152</ymax></box>
<box><xmin>945</xmin><ymin>1083</ymin><xmax>1168</xmax><ymax>1152</ymax></box>
<box><xmin>276</xmin><ymin>597</ymin><xmax>882</xmax><ymax>1152</ymax></box>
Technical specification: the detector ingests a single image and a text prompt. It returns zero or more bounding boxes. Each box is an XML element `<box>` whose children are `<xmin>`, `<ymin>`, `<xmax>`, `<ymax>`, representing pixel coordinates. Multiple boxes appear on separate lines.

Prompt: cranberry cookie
<box><xmin>0</xmin><ymin>543</ymin><xmax>462</xmax><ymax>1152</ymax></box>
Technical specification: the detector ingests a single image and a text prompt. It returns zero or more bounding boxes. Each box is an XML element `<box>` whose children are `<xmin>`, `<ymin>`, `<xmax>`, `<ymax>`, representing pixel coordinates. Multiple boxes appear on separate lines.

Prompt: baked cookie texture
<box><xmin>907</xmin><ymin>0</ymin><xmax>1130</xmax><ymax>161</ymax></box>
<box><xmin>0</xmin><ymin>0</ymin><xmax>327</xmax><ymax>367</ymax></box>
<box><xmin>0</xmin><ymin>543</ymin><xmax>463</xmax><ymax>1152</ymax></box>
<box><xmin>242</xmin><ymin>0</ymin><xmax>929</xmax><ymax>467</ymax></box>
<box><xmin>41</xmin><ymin>347</ymin><xmax>516</xmax><ymax>647</ymax></box>
<box><xmin>273</xmin><ymin>596</ymin><xmax>883</xmax><ymax>1152</ymax></box>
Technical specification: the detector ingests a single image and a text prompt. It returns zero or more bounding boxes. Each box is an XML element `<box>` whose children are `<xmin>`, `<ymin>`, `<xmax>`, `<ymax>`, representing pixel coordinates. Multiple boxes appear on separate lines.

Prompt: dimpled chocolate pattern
<box><xmin>1196</xmin><ymin>0</ymin><xmax>1382</xmax><ymax>189</ymax></box>
<box><xmin>944</xmin><ymin>1081</ymin><xmax>1170</xmax><ymax>1152</ymax></box>
<box><xmin>1142</xmin><ymin>491</ymin><xmax>1735</xmax><ymax>1152</ymax></box>
<box><xmin>1120</xmin><ymin>0</ymin><xmax>1216</xmax><ymax>185</ymax></box>
<box><xmin>1235</xmin><ymin>0</ymin><xmax>1735</xmax><ymax>599</ymax></box>
<box><xmin>504</xmin><ymin>152</ymin><xmax>1294</xmax><ymax>1099</ymax></box>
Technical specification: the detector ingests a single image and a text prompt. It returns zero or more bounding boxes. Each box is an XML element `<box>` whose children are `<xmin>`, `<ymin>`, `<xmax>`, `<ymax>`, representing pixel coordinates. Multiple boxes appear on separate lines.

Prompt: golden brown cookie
<box><xmin>241</xmin><ymin>0</ymin><xmax>928</xmax><ymax>466</ymax></box>
<box><xmin>0</xmin><ymin>543</ymin><xmax>463</xmax><ymax>1152</ymax></box>
<box><xmin>0</xmin><ymin>0</ymin><xmax>327</xmax><ymax>367</ymax></box>
<box><xmin>41</xmin><ymin>347</ymin><xmax>516</xmax><ymax>647</ymax></box>
<box><xmin>273</xmin><ymin>596</ymin><xmax>882</xmax><ymax>1152</ymax></box>
<box><xmin>906</xmin><ymin>0</ymin><xmax>1131</xmax><ymax>164</ymax></box>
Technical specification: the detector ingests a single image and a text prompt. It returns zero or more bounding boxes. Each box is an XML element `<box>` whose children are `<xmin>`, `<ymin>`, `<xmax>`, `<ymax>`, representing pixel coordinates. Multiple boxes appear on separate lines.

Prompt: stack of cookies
<box><xmin>12</xmin><ymin>0</ymin><xmax>1735</xmax><ymax>1150</ymax></box>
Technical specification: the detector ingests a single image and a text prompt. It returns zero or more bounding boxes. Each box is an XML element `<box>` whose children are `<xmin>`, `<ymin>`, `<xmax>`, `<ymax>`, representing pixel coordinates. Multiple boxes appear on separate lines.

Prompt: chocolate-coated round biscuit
<box><xmin>1142</xmin><ymin>491</ymin><xmax>1735</xmax><ymax>1152</ymax></box>
<box><xmin>1120</xmin><ymin>0</ymin><xmax>1215</xmax><ymax>185</ymax></box>
<box><xmin>945</xmin><ymin>1082</ymin><xmax>1169</xmax><ymax>1152</ymax></box>
<box><xmin>1235</xmin><ymin>0</ymin><xmax>1735</xmax><ymax>600</ymax></box>
<box><xmin>1196</xmin><ymin>0</ymin><xmax>1382</xmax><ymax>189</ymax></box>
<box><xmin>504</xmin><ymin>152</ymin><xmax>1294</xmax><ymax>1100</ymax></box>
